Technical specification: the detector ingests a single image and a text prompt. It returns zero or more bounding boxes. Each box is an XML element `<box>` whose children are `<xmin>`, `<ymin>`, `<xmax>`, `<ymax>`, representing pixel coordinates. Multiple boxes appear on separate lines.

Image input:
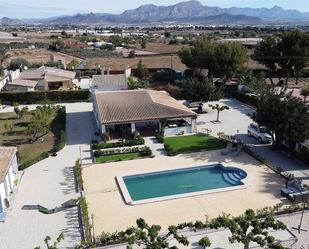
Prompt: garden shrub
<box><xmin>79</xmin><ymin>197</ymin><xmax>92</xmax><ymax>243</ymax></box>
<box><xmin>93</xmin><ymin>146</ymin><xmax>151</xmax><ymax>157</ymax></box>
<box><xmin>51</xmin><ymin>106</ymin><xmax>66</xmax><ymax>152</ymax></box>
<box><xmin>155</xmin><ymin>129</ymin><xmax>164</xmax><ymax>143</ymax></box>
<box><xmin>75</xmin><ymin>160</ymin><xmax>83</xmax><ymax>191</ymax></box>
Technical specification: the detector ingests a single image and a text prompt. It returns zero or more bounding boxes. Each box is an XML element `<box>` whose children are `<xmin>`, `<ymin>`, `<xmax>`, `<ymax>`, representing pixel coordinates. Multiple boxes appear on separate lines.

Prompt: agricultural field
<box><xmin>2</xmin><ymin>48</ymin><xmax>81</xmax><ymax>66</ymax></box>
<box><xmin>85</xmin><ymin>55</ymin><xmax>186</xmax><ymax>71</ymax></box>
<box><xmin>136</xmin><ymin>42</ymin><xmax>189</xmax><ymax>54</ymax></box>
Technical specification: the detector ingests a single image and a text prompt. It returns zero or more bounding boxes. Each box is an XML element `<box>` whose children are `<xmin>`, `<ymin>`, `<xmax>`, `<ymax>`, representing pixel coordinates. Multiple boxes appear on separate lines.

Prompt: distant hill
<box><xmin>0</xmin><ymin>17</ymin><xmax>21</xmax><ymax>25</ymax></box>
<box><xmin>226</xmin><ymin>5</ymin><xmax>309</xmax><ymax>20</ymax></box>
<box><xmin>1</xmin><ymin>0</ymin><xmax>309</xmax><ymax>25</ymax></box>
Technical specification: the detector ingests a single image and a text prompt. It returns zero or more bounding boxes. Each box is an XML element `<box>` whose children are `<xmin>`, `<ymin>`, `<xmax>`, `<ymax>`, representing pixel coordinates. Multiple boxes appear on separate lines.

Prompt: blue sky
<box><xmin>1</xmin><ymin>0</ymin><xmax>309</xmax><ymax>18</ymax></box>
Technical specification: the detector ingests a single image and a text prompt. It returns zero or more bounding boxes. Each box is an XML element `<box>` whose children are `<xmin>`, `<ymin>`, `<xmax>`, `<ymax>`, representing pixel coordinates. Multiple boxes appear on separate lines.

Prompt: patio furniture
<box><xmin>281</xmin><ymin>188</ymin><xmax>294</xmax><ymax>198</ymax></box>
<box><xmin>287</xmin><ymin>190</ymin><xmax>309</xmax><ymax>202</ymax></box>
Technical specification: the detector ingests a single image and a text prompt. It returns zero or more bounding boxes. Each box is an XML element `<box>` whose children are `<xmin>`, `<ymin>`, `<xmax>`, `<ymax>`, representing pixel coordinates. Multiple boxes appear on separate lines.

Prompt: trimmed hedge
<box><xmin>74</xmin><ymin>160</ymin><xmax>83</xmax><ymax>191</ymax></box>
<box><xmin>0</xmin><ymin>90</ymin><xmax>91</xmax><ymax>104</ymax></box>
<box><xmin>93</xmin><ymin>146</ymin><xmax>152</xmax><ymax>157</ymax></box>
<box><xmin>235</xmin><ymin>92</ymin><xmax>258</xmax><ymax>107</ymax></box>
<box><xmin>79</xmin><ymin>197</ymin><xmax>92</xmax><ymax>243</ymax></box>
<box><xmin>19</xmin><ymin>152</ymin><xmax>49</xmax><ymax>170</ymax></box>
<box><xmin>52</xmin><ymin>107</ymin><xmax>66</xmax><ymax>152</ymax></box>
<box><xmin>92</xmin><ymin>138</ymin><xmax>145</xmax><ymax>150</ymax></box>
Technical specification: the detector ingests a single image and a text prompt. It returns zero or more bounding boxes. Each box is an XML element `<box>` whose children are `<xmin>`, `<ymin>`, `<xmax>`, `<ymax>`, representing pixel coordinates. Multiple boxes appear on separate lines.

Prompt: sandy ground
<box><xmin>85</xmin><ymin>55</ymin><xmax>186</xmax><ymax>71</ymax></box>
<box><xmin>83</xmin><ymin>150</ymin><xmax>286</xmax><ymax>235</ymax></box>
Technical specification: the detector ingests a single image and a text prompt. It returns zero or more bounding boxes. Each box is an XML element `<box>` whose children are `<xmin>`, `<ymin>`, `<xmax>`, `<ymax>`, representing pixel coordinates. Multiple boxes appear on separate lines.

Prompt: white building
<box><xmin>93</xmin><ymin>90</ymin><xmax>197</xmax><ymax>139</ymax></box>
<box><xmin>0</xmin><ymin>147</ymin><xmax>18</xmax><ymax>221</ymax></box>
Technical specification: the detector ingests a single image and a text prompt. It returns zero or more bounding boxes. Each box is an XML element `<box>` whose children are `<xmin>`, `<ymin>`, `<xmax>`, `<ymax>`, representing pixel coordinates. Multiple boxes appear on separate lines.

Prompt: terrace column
<box><xmin>131</xmin><ymin>123</ymin><xmax>136</xmax><ymax>133</ymax></box>
<box><xmin>101</xmin><ymin>125</ymin><xmax>106</xmax><ymax>134</ymax></box>
<box><xmin>191</xmin><ymin>119</ymin><xmax>197</xmax><ymax>133</ymax></box>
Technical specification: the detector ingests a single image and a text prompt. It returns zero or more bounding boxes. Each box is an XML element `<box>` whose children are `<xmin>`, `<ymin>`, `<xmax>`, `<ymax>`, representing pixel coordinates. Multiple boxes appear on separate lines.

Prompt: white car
<box><xmin>247</xmin><ymin>123</ymin><xmax>272</xmax><ymax>143</ymax></box>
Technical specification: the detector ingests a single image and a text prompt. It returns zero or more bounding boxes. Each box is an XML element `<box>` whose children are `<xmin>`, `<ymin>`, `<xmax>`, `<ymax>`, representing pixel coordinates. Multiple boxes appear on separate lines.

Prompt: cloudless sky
<box><xmin>1</xmin><ymin>0</ymin><xmax>309</xmax><ymax>18</ymax></box>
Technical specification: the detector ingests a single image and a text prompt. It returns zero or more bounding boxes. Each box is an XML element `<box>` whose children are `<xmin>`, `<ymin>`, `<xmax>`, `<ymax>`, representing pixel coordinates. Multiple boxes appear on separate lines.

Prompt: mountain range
<box><xmin>1</xmin><ymin>0</ymin><xmax>309</xmax><ymax>25</ymax></box>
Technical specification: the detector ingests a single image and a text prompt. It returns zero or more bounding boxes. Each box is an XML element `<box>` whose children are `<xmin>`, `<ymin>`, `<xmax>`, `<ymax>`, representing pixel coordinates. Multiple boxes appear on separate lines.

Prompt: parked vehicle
<box><xmin>183</xmin><ymin>100</ymin><xmax>200</xmax><ymax>108</ymax></box>
<box><xmin>247</xmin><ymin>123</ymin><xmax>272</xmax><ymax>143</ymax></box>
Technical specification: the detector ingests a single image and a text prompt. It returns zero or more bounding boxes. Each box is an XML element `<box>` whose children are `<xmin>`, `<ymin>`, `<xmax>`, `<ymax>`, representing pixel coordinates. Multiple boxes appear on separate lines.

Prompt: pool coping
<box><xmin>116</xmin><ymin>162</ymin><xmax>248</xmax><ymax>206</ymax></box>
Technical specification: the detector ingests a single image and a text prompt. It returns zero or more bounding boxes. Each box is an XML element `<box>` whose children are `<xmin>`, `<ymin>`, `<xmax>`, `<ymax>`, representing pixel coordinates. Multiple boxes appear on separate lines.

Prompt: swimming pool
<box><xmin>117</xmin><ymin>163</ymin><xmax>247</xmax><ymax>205</ymax></box>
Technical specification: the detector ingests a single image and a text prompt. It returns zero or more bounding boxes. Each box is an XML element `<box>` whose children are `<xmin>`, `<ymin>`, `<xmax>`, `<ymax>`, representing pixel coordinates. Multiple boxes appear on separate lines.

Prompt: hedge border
<box><xmin>0</xmin><ymin>90</ymin><xmax>91</xmax><ymax>105</ymax></box>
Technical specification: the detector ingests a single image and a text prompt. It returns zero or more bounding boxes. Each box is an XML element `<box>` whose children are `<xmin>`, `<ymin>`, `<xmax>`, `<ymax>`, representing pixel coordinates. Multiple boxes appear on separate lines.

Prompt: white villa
<box><xmin>0</xmin><ymin>146</ymin><xmax>18</xmax><ymax>221</ymax></box>
<box><xmin>93</xmin><ymin>89</ymin><xmax>197</xmax><ymax>138</ymax></box>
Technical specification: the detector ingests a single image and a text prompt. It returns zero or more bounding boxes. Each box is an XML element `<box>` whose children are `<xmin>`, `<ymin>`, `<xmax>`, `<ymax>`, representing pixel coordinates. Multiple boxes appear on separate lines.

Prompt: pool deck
<box><xmin>83</xmin><ymin>150</ymin><xmax>286</xmax><ymax>236</ymax></box>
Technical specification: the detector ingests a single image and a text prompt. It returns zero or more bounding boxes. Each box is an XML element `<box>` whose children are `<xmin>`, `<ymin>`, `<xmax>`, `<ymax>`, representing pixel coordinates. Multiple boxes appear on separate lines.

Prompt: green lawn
<box><xmin>164</xmin><ymin>135</ymin><xmax>226</xmax><ymax>156</ymax></box>
<box><xmin>95</xmin><ymin>152</ymin><xmax>144</xmax><ymax>164</ymax></box>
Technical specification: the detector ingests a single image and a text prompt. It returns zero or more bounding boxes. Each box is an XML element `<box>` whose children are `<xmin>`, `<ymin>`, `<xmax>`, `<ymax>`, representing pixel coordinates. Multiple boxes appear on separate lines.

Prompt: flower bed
<box><xmin>94</xmin><ymin>146</ymin><xmax>153</xmax><ymax>163</ymax></box>
<box><xmin>92</xmin><ymin>138</ymin><xmax>145</xmax><ymax>150</ymax></box>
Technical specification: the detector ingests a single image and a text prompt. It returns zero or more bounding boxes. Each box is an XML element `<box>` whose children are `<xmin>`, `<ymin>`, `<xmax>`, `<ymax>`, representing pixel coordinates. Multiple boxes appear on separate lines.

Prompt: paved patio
<box><xmin>0</xmin><ymin>103</ymin><xmax>95</xmax><ymax>249</ymax></box>
<box><xmin>198</xmin><ymin>99</ymin><xmax>309</xmax><ymax>185</ymax></box>
<box><xmin>83</xmin><ymin>150</ymin><xmax>285</xmax><ymax>235</ymax></box>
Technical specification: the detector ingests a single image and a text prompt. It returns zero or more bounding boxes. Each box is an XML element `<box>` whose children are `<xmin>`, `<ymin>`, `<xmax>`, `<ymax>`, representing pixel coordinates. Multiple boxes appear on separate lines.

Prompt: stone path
<box><xmin>144</xmin><ymin>137</ymin><xmax>166</xmax><ymax>157</ymax></box>
<box><xmin>0</xmin><ymin>102</ymin><xmax>95</xmax><ymax>249</ymax></box>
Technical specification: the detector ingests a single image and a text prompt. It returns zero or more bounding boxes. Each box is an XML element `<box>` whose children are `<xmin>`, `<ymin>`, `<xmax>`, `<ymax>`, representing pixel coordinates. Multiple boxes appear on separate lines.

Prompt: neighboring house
<box><xmin>8</xmin><ymin>66</ymin><xmax>77</xmax><ymax>91</ymax></box>
<box><xmin>0</xmin><ymin>147</ymin><xmax>18</xmax><ymax>221</ymax></box>
<box><xmin>91</xmin><ymin>67</ymin><xmax>131</xmax><ymax>92</ymax></box>
<box><xmin>92</xmin><ymin>74</ymin><xmax>128</xmax><ymax>92</ymax></box>
<box><xmin>5</xmin><ymin>79</ymin><xmax>38</xmax><ymax>92</ymax></box>
<box><xmin>93</xmin><ymin>90</ymin><xmax>197</xmax><ymax>138</ymax></box>
<box><xmin>0</xmin><ymin>69</ymin><xmax>21</xmax><ymax>91</ymax></box>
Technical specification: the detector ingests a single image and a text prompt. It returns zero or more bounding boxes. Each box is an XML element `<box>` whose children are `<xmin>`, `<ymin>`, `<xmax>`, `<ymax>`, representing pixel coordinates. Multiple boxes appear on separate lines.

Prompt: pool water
<box><xmin>123</xmin><ymin>164</ymin><xmax>247</xmax><ymax>202</ymax></box>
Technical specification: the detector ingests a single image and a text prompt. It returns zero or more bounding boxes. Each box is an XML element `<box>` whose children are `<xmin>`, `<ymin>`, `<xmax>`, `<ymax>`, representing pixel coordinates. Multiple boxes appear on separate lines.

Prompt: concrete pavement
<box><xmin>197</xmin><ymin>99</ymin><xmax>309</xmax><ymax>185</ymax></box>
<box><xmin>0</xmin><ymin>102</ymin><xmax>95</xmax><ymax>249</ymax></box>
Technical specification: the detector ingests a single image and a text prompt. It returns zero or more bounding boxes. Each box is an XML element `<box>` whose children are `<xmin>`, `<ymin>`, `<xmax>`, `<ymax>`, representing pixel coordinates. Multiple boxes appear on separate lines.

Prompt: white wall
<box><xmin>0</xmin><ymin>76</ymin><xmax>9</xmax><ymax>91</ymax></box>
<box><xmin>95</xmin><ymin>84</ymin><xmax>128</xmax><ymax>92</ymax></box>
<box><xmin>0</xmin><ymin>182</ymin><xmax>6</xmax><ymax>214</ymax></box>
<box><xmin>164</xmin><ymin>126</ymin><xmax>192</xmax><ymax>136</ymax></box>
<box><xmin>5</xmin><ymin>85</ymin><xmax>35</xmax><ymax>92</ymax></box>
<box><xmin>93</xmin><ymin>96</ymin><xmax>102</xmax><ymax>133</ymax></box>
<box><xmin>0</xmin><ymin>155</ymin><xmax>17</xmax><ymax>217</ymax></box>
